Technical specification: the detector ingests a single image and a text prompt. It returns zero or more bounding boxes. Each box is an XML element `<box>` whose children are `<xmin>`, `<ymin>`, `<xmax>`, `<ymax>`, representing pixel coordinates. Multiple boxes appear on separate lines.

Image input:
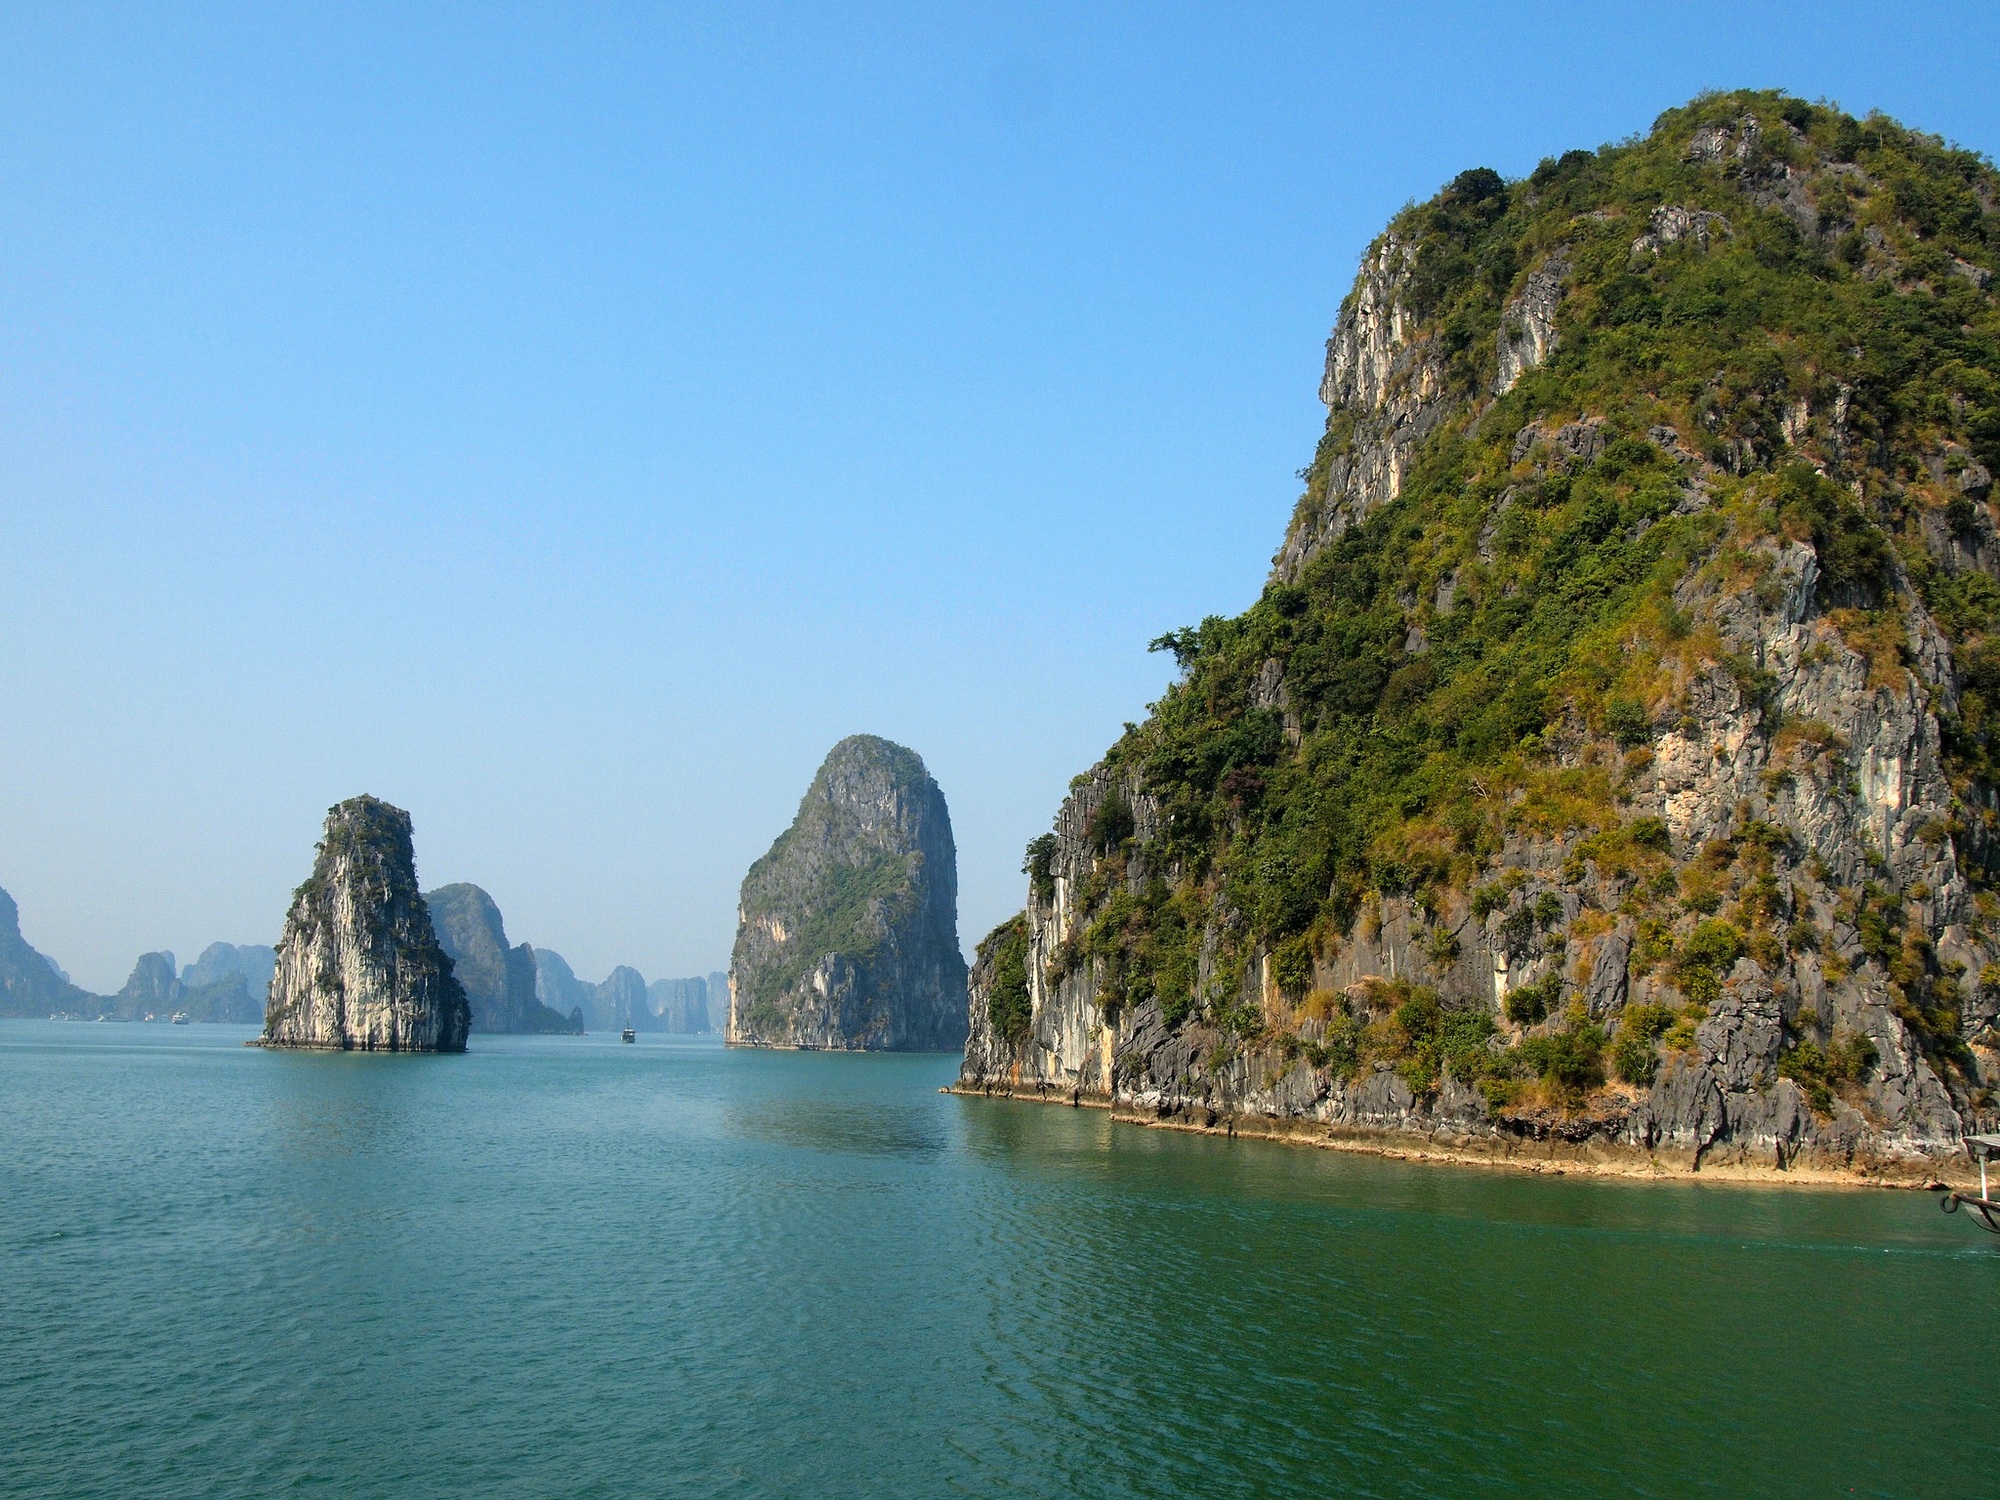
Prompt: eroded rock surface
<box><xmin>730</xmin><ymin>735</ymin><xmax>966</xmax><ymax>1051</ymax></box>
<box><xmin>960</xmin><ymin>93</ymin><xmax>2000</xmax><ymax>1182</ymax></box>
<box><xmin>261</xmin><ymin>796</ymin><xmax>470</xmax><ymax>1052</ymax></box>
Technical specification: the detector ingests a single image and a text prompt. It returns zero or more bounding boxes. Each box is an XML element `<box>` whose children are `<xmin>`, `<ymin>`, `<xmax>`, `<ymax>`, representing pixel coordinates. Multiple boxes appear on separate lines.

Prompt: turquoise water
<box><xmin>2</xmin><ymin>1021</ymin><xmax>1991</xmax><ymax>1498</ymax></box>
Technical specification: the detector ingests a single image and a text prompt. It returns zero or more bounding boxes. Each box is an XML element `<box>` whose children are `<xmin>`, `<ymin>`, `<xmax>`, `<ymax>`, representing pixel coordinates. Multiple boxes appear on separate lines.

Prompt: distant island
<box><xmin>528</xmin><ymin>949</ymin><xmax>728</xmax><ymax>1034</ymax></box>
<box><xmin>2</xmin><ymin>862</ymin><xmax>723</xmax><ymax>1037</ymax></box>
<box><xmin>729</xmin><ymin>735</ymin><xmax>967</xmax><ymax>1051</ymax></box>
<box><xmin>0</xmin><ymin>884</ymin><xmax>274</xmax><ymax>1024</ymax></box>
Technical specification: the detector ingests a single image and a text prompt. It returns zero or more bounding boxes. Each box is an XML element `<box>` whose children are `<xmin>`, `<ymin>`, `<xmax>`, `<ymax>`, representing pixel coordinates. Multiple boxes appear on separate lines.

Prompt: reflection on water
<box><xmin>727</xmin><ymin>1097</ymin><xmax>951</xmax><ymax>1157</ymax></box>
<box><xmin>3</xmin><ymin>1020</ymin><xmax>1994</xmax><ymax>1500</ymax></box>
<box><xmin>259</xmin><ymin>1048</ymin><xmax>464</xmax><ymax>1162</ymax></box>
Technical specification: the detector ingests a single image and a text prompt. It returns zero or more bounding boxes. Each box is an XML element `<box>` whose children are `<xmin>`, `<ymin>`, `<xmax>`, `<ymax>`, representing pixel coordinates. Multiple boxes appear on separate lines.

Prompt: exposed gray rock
<box><xmin>1686</xmin><ymin>115</ymin><xmax>1759</xmax><ymax>164</ymax></box>
<box><xmin>1274</xmin><ymin>235</ymin><xmax>1455</xmax><ymax>581</ymax></box>
<box><xmin>1580</xmin><ymin>924</ymin><xmax>1632</xmax><ymax>1017</ymax></box>
<box><xmin>1494</xmin><ymin>249</ymin><xmax>1569</xmax><ymax>395</ymax></box>
<box><xmin>260</xmin><ymin>796</ymin><xmax>470</xmax><ymax>1052</ymax></box>
<box><xmin>729</xmin><ymin>735</ymin><xmax>967</xmax><ymax>1051</ymax></box>
<box><xmin>1631</xmin><ymin>205</ymin><xmax>1732</xmax><ymax>257</ymax></box>
<box><xmin>1694</xmin><ymin>967</ymin><xmax>1784</xmax><ymax>1092</ymax></box>
<box><xmin>1512</xmin><ymin>417</ymin><xmax>1605</xmax><ymax>471</ymax></box>
<box><xmin>1629</xmin><ymin>1057</ymin><xmax>1726</xmax><ymax>1156</ymax></box>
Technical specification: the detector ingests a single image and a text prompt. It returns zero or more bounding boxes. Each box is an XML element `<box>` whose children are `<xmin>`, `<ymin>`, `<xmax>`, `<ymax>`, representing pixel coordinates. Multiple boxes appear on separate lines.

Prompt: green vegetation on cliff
<box><xmin>1009</xmin><ymin>91</ymin><xmax>2000</xmax><ymax>1109</ymax></box>
<box><xmin>980</xmin><ymin>916</ymin><xmax>1032</xmax><ymax>1043</ymax></box>
<box><xmin>742</xmin><ymin>852</ymin><xmax>918</xmax><ymax>1012</ymax></box>
<box><xmin>731</xmin><ymin>735</ymin><xmax>968</xmax><ymax>1051</ymax></box>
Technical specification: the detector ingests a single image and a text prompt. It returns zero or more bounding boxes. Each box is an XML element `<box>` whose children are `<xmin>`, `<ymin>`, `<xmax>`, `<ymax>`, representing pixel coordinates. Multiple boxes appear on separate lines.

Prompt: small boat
<box><xmin>620</xmin><ymin>1028</ymin><xmax>636</xmax><ymax>1044</ymax></box>
<box><xmin>1940</xmin><ymin>1135</ymin><xmax>2000</xmax><ymax>1232</ymax></box>
<box><xmin>171</xmin><ymin>1013</ymin><xmax>189</xmax><ymax>1025</ymax></box>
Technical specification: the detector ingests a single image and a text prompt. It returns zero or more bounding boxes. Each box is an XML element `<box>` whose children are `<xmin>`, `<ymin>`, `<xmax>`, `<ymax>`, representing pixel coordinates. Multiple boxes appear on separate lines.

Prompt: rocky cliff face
<box><xmin>261</xmin><ymin>796</ymin><xmax>470</xmax><ymax>1052</ymax></box>
<box><xmin>730</xmin><ymin>735</ymin><xmax>967</xmax><ymax>1050</ymax></box>
<box><xmin>961</xmin><ymin>93</ymin><xmax>2000</xmax><ymax>1181</ymax></box>
<box><xmin>596</xmin><ymin>965</ymin><xmax>649</xmax><ymax>1030</ymax></box>
<box><xmin>425</xmin><ymin>883</ymin><xmax>581</xmax><ymax>1034</ymax></box>
<box><xmin>532</xmin><ymin>948</ymin><xmax>593</xmax><ymax>1027</ymax></box>
<box><xmin>1272</xmin><ymin>233</ymin><xmax>1458</xmax><ymax>583</ymax></box>
<box><xmin>0</xmin><ymin>886</ymin><xmax>91</xmax><ymax>1018</ymax></box>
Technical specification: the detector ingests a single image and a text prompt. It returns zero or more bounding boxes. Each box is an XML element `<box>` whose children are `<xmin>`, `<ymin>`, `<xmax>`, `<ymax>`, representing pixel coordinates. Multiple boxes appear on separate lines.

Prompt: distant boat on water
<box><xmin>621</xmin><ymin>1027</ymin><xmax>636</xmax><ymax>1043</ymax></box>
<box><xmin>171</xmin><ymin>1013</ymin><xmax>188</xmax><ymax>1025</ymax></box>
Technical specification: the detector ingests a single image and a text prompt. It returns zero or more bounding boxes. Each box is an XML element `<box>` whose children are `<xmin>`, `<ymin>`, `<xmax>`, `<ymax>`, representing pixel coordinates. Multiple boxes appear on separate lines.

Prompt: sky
<box><xmin>2</xmin><ymin>2</ymin><xmax>1996</xmax><ymax>993</ymax></box>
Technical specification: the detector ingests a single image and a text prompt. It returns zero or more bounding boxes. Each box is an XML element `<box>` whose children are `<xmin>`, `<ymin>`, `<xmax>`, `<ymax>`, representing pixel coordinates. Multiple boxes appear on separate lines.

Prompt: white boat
<box><xmin>171</xmin><ymin>1013</ymin><xmax>189</xmax><ymax>1025</ymax></box>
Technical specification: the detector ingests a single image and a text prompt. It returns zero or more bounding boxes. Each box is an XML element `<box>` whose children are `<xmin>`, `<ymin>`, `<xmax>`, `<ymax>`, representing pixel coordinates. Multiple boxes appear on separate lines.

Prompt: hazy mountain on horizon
<box><xmin>182</xmin><ymin>942</ymin><xmax>275</xmax><ymax>998</ymax></box>
<box><xmin>534</xmin><ymin>949</ymin><xmax>727</xmax><ymax>1033</ymax></box>
<box><xmin>648</xmin><ymin>971</ymin><xmax>729</xmax><ymax>1033</ymax></box>
<box><xmin>0</xmin><ymin>879</ymin><xmax>722</xmax><ymax>1031</ymax></box>
<box><xmin>0</xmin><ymin>886</ymin><xmax>94</xmax><ymax>1018</ymax></box>
<box><xmin>423</xmin><ymin>883</ymin><xmax>581</xmax><ymax>1034</ymax></box>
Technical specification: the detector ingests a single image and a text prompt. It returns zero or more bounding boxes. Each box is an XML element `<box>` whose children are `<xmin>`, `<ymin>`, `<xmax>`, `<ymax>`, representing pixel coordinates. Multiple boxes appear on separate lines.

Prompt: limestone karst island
<box><xmin>12</xmin><ymin>26</ymin><xmax>2000</xmax><ymax>1496</ymax></box>
<box><xmin>728</xmin><ymin>735</ymin><xmax>968</xmax><ymax>1051</ymax></box>
<box><xmin>259</xmin><ymin>796</ymin><xmax>471</xmax><ymax>1052</ymax></box>
<box><xmin>960</xmin><ymin>94</ymin><xmax>2000</xmax><ymax>1185</ymax></box>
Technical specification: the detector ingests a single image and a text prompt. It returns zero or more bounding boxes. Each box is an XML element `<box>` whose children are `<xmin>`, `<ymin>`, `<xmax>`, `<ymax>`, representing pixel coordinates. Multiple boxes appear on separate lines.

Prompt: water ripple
<box><xmin>2</xmin><ymin>1023</ymin><xmax>1994</xmax><ymax>1499</ymax></box>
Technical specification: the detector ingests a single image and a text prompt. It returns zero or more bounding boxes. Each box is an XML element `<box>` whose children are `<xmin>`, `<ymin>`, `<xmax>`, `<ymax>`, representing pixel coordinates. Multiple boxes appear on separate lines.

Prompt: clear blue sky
<box><xmin>2</xmin><ymin>2</ymin><xmax>1993</xmax><ymax>992</ymax></box>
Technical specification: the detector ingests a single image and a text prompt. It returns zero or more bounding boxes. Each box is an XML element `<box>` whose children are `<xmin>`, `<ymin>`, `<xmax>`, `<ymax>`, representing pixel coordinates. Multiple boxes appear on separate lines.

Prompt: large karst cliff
<box><xmin>730</xmin><ymin>735</ymin><xmax>967</xmax><ymax>1050</ymax></box>
<box><xmin>261</xmin><ymin>796</ymin><xmax>470</xmax><ymax>1052</ymax></box>
<box><xmin>960</xmin><ymin>93</ymin><xmax>2000</xmax><ymax>1181</ymax></box>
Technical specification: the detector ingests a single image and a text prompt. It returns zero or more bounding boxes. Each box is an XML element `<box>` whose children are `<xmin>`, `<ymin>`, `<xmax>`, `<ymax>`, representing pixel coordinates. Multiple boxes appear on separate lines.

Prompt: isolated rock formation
<box><xmin>730</xmin><ymin>735</ymin><xmax>967</xmax><ymax>1050</ymax></box>
<box><xmin>596</xmin><ymin>965</ymin><xmax>649</xmax><ymax>1031</ymax></box>
<box><xmin>113</xmin><ymin>952</ymin><xmax>182</xmax><ymax>1019</ymax></box>
<box><xmin>261</xmin><ymin>796</ymin><xmax>470</xmax><ymax>1052</ymax></box>
<box><xmin>425</xmin><ymin>883</ymin><xmax>580</xmax><ymax>1033</ymax></box>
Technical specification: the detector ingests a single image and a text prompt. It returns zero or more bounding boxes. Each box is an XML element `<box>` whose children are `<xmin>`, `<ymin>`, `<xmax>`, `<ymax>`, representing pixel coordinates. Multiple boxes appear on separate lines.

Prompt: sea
<box><xmin>2</xmin><ymin>1020</ymin><xmax>1991</xmax><ymax>1499</ymax></box>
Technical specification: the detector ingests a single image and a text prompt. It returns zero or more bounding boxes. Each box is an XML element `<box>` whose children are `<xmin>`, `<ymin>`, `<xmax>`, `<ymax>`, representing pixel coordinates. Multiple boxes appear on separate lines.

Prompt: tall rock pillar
<box><xmin>261</xmin><ymin>796</ymin><xmax>470</xmax><ymax>1052</ymax></box>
